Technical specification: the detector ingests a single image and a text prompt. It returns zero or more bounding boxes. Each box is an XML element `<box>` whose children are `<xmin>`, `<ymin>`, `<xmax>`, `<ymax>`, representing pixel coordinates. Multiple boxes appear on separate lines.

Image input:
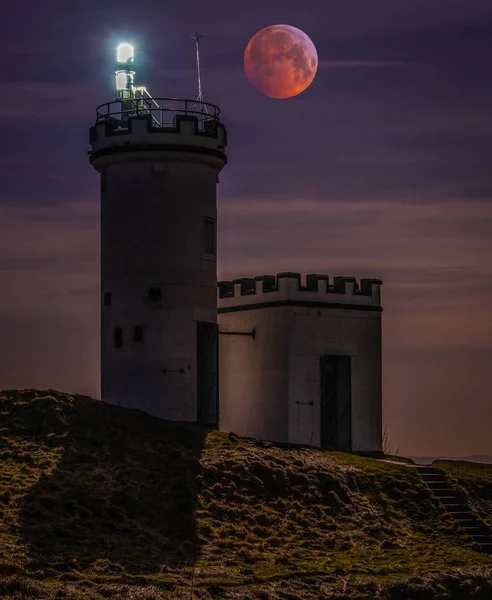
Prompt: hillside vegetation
<box><xmin>0</xmin><ymin>389</ymin><xmax>491</xmax><ymax>599</ymax></box>
<box><xmin>436</xmin><ymin>461</ymin><xmax>492</xmax><ymax>530</ymax></box>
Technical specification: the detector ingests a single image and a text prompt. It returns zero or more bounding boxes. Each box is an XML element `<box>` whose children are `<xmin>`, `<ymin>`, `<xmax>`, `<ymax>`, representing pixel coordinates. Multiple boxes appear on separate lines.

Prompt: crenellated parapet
<box><xmin>218</xmin><ymin>273</ymin><xmax>382</xmax><ymax>312</ymax></box>
<box><xmin>89</xmin><ymin>101</ymin><xmax>227</xmax><ymax>170</ymax></box>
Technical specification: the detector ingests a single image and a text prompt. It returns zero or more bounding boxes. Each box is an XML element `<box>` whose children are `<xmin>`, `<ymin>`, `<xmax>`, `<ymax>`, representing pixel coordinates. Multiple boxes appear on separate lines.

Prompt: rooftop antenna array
<box><xmin>192</xmin><ymin>32</ymin><xmax>208</xmax><ymax>114</ymax></box>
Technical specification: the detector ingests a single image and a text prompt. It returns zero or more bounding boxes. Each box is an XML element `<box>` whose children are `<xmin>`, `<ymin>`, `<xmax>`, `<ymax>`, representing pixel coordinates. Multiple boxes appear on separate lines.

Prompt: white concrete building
<box><xmin>218</xmin><ymin>274</ymin><xmax>383</xmax><ymax>452</ymax></box>
<box><xmin>89</xmin><ymin>45</ymin><xmax>227</xmax><ymax>424</ymax></box>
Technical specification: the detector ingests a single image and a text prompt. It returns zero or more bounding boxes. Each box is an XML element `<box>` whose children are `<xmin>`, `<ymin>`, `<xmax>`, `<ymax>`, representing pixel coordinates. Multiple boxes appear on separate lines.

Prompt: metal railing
<box><xmin>95</xmin><ymin>97</ymin><xmax>221</xmax><ymax>129</ymax></box>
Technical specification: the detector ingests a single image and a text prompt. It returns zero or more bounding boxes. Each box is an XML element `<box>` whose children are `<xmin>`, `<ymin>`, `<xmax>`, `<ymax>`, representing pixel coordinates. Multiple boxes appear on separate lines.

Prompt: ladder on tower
<box><xmin>132</xmin><ymin>87</ymin><xmax>163</xmax><ymax>126</ymax></box>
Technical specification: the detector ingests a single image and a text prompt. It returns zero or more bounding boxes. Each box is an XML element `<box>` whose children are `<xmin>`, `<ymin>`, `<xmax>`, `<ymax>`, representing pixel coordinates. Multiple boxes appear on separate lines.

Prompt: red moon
<box><xmin>244</xmin><ymin>24</ymin><xmax>318</xmax><ymax>99</ymax></box>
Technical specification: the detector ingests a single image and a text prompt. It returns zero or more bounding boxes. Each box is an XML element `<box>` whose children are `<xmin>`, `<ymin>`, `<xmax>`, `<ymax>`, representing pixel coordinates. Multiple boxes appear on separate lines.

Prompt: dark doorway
<box><xmin>196</xmin><ymin>321</ymin><xmax>219</xmax><ymax>427</ymax></box>
<box><xmin>320</xmin><ymin>355</ymin><xmax>352</xmax><ymax>451</ymax></box>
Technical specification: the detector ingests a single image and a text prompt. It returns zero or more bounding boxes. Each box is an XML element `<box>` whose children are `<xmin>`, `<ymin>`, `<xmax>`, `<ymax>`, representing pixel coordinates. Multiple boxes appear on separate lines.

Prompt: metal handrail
<box><xmin>95</xmin><ymin>98</ymin><xmax>221</xmax><ymax>128</ymax></box>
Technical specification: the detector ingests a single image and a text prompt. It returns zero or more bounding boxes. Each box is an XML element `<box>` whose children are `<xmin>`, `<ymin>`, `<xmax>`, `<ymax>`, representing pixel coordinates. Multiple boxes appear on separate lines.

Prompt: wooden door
<box><xmin>320</xmin><ymin>355</ymin><xmax>352</xmax><ymax>451</ymax></box>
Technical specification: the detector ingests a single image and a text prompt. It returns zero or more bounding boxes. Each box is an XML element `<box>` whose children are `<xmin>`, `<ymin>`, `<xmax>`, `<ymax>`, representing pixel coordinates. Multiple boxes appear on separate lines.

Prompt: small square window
<box><xmin>133</xmin><ymin>326</ymin><xmax>144</xmax><ymax>343</ymax></box>
<box><xmin>204</xmin><ymin>218</ymin><xmax>216</xmax><ymax>255</ymax></box>
<box><xmin>149</xmin><ymin>287</ymin><xmax>162</xmax><ymax>303</ymax></box>
<box><xmin>104</xmin><ymin>292</ymin><xmax>112</xmax><ymax>306</ymax></box>
<box><xmin>114</xmin><ymin>327</ymin><xmax>123</xmax><ymax>349</ymax></box>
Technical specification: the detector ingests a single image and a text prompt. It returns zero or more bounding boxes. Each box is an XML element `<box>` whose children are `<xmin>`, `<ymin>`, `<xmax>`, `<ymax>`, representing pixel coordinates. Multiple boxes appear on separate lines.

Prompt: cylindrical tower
<box><xmin>89</xmin><ymin>45</ymin><xmax>227</xmax><ymax>424</ymax></box>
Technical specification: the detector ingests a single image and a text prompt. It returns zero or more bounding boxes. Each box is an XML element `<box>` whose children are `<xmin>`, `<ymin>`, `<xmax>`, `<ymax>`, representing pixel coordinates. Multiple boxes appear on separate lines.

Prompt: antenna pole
<box><xmin>192</xmin><ymin>31</ymin><xmax>207</xmax><ymax>111</ymax></box>
<box><xmin>192</xmin><ymin>32</ymin><xmax>203</xmax><ymax>100</ymax></box>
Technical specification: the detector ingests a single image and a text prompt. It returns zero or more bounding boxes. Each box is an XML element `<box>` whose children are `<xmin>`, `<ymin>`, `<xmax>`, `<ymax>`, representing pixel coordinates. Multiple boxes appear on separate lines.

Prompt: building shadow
<box><xmin>16</xmin><ymin>391</ymin><xmax>207</xmax><ymax>574</ymax></box>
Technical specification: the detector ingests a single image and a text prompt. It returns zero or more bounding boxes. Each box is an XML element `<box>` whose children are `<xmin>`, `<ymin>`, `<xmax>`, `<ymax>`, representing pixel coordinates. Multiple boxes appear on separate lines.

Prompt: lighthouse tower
<box><xmin>89</xmin><ymin>43</ymin><xmax>227</xmax><ymax>424</ymax></box>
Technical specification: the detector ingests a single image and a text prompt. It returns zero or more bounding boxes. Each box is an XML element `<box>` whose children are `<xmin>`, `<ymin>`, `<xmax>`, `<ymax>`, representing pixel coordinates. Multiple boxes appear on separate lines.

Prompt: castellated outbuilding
<box><xmin>88</xmin><ymin>44</ymin><xmax>384</xmax><ymax>455</ymax></box>
<box><xmin>218</xmin><ymin>274</ymin><xmax>382</xmax><ymax>452</ymax></box>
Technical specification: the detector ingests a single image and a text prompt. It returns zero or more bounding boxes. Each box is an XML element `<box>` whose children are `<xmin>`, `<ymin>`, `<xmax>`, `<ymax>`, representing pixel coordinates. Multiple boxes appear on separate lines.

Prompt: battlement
<box><xmin>89</xmin><ymin>100</ymin><xmax>227</xmax><ymax>165</ymax></box>
<box><xmin>218</xmin><ymin>273</ymin><xmax>382</xmax><ymax>312</ymax></box>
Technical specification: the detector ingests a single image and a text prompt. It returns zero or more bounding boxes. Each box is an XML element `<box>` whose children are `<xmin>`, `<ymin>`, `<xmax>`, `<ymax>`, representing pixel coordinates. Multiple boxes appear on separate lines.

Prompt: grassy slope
<box><xmin>0</xmin><ymin>390</ymin><xmax>490</xmax><ymax>600</ymax></box>
<box><xmin>436</xmin><ymin>461</ymin><xmax>492</xmax><ymax>529</ymax></box>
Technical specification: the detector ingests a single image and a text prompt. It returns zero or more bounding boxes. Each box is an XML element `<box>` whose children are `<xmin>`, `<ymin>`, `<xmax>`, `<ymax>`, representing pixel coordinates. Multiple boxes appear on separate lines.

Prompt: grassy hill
<box><xmin>1</xmin><ymin>389</ymin><xmax>491</xmax><ymax>599</ymax></box>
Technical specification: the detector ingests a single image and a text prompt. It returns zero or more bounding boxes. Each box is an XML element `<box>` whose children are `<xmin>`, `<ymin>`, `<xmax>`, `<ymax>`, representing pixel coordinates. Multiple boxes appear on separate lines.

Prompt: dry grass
<box><xmin>1</xmin><ymin>389</ymin><xmax>491</xmax><ymax>599</ymax></box>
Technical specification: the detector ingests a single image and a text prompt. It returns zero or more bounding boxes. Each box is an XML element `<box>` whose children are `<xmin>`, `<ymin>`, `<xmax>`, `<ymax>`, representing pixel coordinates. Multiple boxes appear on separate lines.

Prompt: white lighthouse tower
<box><xmin>89</xmin><ymin>43</ymin><xmax>227</xmax><ymax>424</ymax></box>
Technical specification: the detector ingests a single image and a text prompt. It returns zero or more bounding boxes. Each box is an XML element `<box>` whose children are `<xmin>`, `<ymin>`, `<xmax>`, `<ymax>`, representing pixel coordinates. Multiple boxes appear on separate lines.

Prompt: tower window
<box><xmin>133</xmin><ymin>326</ymin><xmax>144</xmax><ymax>343</ymax></box>
<box><xmin>101</xmin><ymin>171</ymin><xmax>107</xmax><ymax>193</ymax></box>
<box><xmin>149</xmin><ymin>287</ymin><xmax>162</xmax><ymax>303</ymax></box>
<box><xmin>104</xmin><ymin>292</ymin><xmax>112</xmax><ymax>306</ymax></box>
<box><xmin>114</xmin><ymin>328</ymin><xmax>123</xmax><ymax>349</ymax></box>
<box><xmin>204</xmin><ymin>218</ymin><xmax>216</xmax><ymax>255</ymax></box>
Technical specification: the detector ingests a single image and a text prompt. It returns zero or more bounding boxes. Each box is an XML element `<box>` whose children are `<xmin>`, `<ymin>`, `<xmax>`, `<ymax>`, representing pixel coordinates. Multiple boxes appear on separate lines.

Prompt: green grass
<box><xmin>0</xmin><ymin>389</ymin><xmax>490</xmax><ymax>599</ymax></box>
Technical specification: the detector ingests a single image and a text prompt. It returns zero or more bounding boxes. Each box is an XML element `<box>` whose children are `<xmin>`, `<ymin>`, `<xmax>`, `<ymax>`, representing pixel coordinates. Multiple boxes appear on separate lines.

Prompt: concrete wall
<box><xmin>219</xmin><ymin>308</ymin><xmax>291</xmax><ymax>442</ymax></box>
<box><xmin>218</xmin><ymin>273</ymin><xmax>382</xmax><ymax>452</ymax></box>
<box><xmin>90</xmin><ymin>114</ymin><xmax>227</xmax><ymax>421</ymax></box>
<box><xmin>287</xmin><ymin>307</ymin><xmax>382</xmax><ymax>451</ymax></box>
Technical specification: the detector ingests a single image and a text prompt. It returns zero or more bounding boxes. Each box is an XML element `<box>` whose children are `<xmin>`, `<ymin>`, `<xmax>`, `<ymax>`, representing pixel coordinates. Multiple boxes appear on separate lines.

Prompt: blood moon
<box><xmin>244</xmin><ymin>24</ymin><xmax>318</xmax><ymax>99</ymax></box>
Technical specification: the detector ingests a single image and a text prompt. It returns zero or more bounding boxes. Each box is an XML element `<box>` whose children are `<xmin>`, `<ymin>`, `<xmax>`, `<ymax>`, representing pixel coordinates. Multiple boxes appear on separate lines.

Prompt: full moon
<box><xmin>244</xmin><ymin>24</ymin><xmax>318</xmax><ymax>99</ymax></box>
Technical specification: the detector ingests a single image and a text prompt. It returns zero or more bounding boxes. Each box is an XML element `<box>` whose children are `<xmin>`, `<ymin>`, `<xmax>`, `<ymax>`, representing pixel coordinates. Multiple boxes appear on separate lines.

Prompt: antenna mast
<box><xmin>192</xmin><ymin>32</ymin><xmax>208</xmax><ymax>113</ymax></box>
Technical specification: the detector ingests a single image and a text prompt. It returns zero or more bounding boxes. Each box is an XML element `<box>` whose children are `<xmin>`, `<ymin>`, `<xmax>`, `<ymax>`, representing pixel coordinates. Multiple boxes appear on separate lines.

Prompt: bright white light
<box><xmin>115</xmin><ymin>72</ymin><xmax>128</xmax><ymax>90</ymax></box>
<box><xmin>117</xmin><ymin>43</ymin><xmax>134</xmax><ymax>63</ymax></box>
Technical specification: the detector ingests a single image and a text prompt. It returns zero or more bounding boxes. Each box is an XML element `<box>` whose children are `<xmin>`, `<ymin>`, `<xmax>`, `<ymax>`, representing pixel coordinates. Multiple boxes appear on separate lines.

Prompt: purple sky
<box><xmin>1</xmin><ymin>0</ymin><xmax>491</xmax><ymax>456</ymax></box>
